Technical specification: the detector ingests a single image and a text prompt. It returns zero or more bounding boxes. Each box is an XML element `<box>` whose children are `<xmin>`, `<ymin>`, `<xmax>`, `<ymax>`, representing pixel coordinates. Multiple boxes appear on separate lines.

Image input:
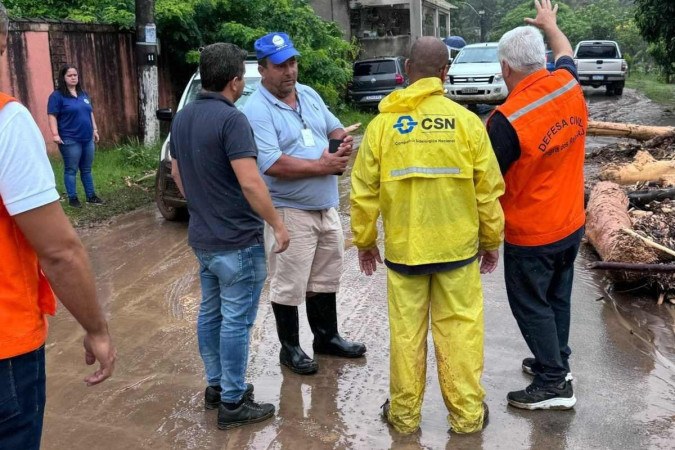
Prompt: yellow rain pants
<box><xmin>386</xmin><ymin>260</ymin><xmax>486</xmax><ymax>434</ymax></box>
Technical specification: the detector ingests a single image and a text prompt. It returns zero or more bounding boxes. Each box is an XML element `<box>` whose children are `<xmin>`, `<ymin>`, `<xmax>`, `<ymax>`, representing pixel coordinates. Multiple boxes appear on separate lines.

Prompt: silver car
<box><xmin>444</xmin><ymin>43</ymin><xmax>508</xmax><ymax>107</ymax></box>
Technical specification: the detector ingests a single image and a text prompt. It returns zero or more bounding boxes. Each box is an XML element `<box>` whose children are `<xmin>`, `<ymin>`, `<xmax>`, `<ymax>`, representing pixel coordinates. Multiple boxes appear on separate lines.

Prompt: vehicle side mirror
<box><xmin>156</xmin><ymin>108</ymin><xmax>174</xmax><ymax>121</ymax></box>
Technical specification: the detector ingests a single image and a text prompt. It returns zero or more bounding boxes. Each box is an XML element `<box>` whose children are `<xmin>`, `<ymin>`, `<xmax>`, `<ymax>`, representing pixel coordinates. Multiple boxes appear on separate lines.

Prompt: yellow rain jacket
<box><xmin>351</xmin><ymin>77</ymin><xmax>504</xmax><ymax>264</ymax></box>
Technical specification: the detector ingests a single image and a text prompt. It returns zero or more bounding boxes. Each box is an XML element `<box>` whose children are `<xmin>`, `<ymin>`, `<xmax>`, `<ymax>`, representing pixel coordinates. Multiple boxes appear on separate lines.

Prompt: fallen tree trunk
<box><xmin>586</xmin><ymin>182</ymin><xmax>658</xmax><ymax>282</ymax></box>
<box><xmin>587</xmin><ymin>120</ymin><xmax>675</xmax><ymax>141</ymax></box>
<box><xmin>587</xmin><ymin>261</ymin><xmax>675</xmax><ymax>272</ymax></box>
<box><xmin>628</xmin><ymin>188</ymin><xmax>675</xmax><ymax>207</ymax></box>
<box><xmin>599</xmin><ymin>151</ymin><xmax>675</xmax><ymax>186</ymax></box>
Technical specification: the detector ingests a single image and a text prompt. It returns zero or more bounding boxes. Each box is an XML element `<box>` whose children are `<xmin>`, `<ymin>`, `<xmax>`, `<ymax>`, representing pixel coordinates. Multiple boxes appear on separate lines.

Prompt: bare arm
<box><xmin>48</xmin><ymin>114</ymin><xmax>63</xmax><ymax>144</ymax></box>
<box><xmin>525</xmin><ymin>0</ymin><xmax>573</xmax><ymax>59</ymax></box>
<box><xmin>231</xmin><ymin>157</ymin><xmax>290</xmax><ymax>253</ymax></box>
<box><xmin>13</xmin><ymin>202</ymin><xmax>116</xmax><ymax>385</ymax></box>
<box><xmin>266</xmin><ymin>124</ymin><xmax>360</xmax><ymax>179</ymax></box>
<box><xmin>171</xmin><ymin>158</ymin><xmax>186</xmax><ymax>198</ymax></box>
<box><xmin>265</xmin><ymin>148</ymin><xmax>350</xmax><ymax>179</ymax></box>
<box><xmin>91</xmin><ymin>112</ymin><xmax>99</xmax><ymax>143</ymax></box>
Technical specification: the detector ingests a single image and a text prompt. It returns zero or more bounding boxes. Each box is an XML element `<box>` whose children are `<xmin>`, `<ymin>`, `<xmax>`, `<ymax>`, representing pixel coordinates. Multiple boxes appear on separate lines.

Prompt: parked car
<box><xmin>154</xmin><ymin>60</ymin><xmax>260</xmax><ymax>220</ymax></box>
<box><xmin>444</xmin><ymin>42</ymin><xmax>508</xmax><ymax>108</ymax></box>
<box><xmin>573</xmin><ymin>40</ymin><xmax>627</xmax><ymax>96</ymax></box>
<box><xmin>347</xmin><ymin>56</ymin><xmax>408</xmax><ymax>108</ymax></box>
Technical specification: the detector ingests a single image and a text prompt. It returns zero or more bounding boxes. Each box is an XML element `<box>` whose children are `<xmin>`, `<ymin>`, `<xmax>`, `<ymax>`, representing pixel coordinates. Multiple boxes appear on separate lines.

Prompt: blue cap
<box><xmin>254</xmin><ymin>32</ymin><xmax>300</xmax><ymax>64</ymax></box>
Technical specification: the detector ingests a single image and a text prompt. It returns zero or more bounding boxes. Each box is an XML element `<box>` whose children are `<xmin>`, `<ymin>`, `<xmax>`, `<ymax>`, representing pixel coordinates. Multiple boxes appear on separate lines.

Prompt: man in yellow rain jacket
<box><xmin>350</xmin><ymin>36</ymin><xmax>505</xmax><ymax>434</ymax></box>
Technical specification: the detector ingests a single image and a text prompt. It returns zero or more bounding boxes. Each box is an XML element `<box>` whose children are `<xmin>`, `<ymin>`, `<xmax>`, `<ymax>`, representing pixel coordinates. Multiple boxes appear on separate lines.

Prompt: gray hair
<box><xmin>0</xmin><ymin>2</ymin><xmax>8</xmax><ymax>34</ymax></box>
<box><xmin>498</xmin><ymin>26</ymin><xmax>545</xmax><ymax>74</ymax></box>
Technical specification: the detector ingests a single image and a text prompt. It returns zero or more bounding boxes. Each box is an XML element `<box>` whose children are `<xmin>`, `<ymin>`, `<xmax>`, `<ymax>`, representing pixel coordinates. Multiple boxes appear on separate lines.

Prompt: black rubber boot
<box><xmin>271</xmin><ymin>302</ymin><xmax>318</xmax><ymax>375</ymax></box>
<box><xmin>306</xmin><ymin>293</ymin><xmax>366</xmax><ymax>358</ymax></box>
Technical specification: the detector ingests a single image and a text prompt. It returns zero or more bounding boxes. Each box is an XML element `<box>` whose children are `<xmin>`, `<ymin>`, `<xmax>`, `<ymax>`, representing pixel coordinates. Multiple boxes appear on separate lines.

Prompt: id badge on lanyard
<box><xmin>301</xmin><ymin>128</ymin><xmax>315</xmax><ymax>147</ymax></box>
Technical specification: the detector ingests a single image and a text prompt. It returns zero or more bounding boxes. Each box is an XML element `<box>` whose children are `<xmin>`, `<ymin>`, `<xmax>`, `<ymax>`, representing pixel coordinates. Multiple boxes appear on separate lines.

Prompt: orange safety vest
<box><xmin>0</xmin><ymin>92</ymin><xmax>57</xmax><ymax>360</ymax></box>
<box><xmin>488</xmin><ymin>69</ymin><xmax>587</xmax><ymax>246</ymax></box>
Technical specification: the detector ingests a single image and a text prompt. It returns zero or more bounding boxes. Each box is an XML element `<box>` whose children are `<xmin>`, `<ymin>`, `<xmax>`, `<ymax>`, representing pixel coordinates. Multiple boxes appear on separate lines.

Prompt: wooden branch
<box><xmin>587</xmin><ymin>120</ymin><xmax>675</xmax><ymax>141</ymax></box>
<box><xmin>628</xmin><ymin>188</ymin><xmax>675</xmax><ymax>207</ymax></box>
<box><xmin>599</xmin><ymin>151</ymin><xmax>675</xmax><ymax>185</ymax></box>
<box><xmin>621</xmin><ymin>228</ymin><xmax>675</xmax><ymax>258</ymax></box>
<box><xmin>587</xmin><ymin>261</ymin><xmax>675</xmax><ymax>272</ymax></box>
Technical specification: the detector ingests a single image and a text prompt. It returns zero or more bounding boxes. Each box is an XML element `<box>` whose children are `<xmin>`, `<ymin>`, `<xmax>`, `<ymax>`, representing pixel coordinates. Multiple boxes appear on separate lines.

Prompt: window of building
<box><xmin>439</xmin><ymin>13</ymin><xmax>448</xmax><ymax>38</ymax></box>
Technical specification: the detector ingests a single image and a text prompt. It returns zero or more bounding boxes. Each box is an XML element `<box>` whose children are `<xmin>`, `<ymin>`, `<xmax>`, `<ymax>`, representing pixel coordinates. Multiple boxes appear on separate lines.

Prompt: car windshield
<box><xmin>576</xmin><ymin>44</ymin><xmax>618</xmax><ymax>59</ymax></box>
<box><xmin>183</xmin><ymin>77</ymin><xmax>260</xmax><ymax>110</ymax></box>
<box><xmin>454</xmin><ymin>47</ymin><xmax>499</xmax><ymax>64</ymax></box>
<box><xmin>354</xmin><ymin>60</ymin><xmax>396</xmax><ymax>76</ymax></box>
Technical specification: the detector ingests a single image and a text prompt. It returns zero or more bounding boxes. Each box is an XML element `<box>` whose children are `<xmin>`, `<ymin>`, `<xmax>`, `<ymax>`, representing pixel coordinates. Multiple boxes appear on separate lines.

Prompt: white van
<box><xmin>444</xmin><ymin>42</ymin><xmax>508</xmax><ymax>108</ymax></box>
<box><xmin>155</xmin><ymin>60</ymin><xmax>260</xmax><ymax>220</ymax></box>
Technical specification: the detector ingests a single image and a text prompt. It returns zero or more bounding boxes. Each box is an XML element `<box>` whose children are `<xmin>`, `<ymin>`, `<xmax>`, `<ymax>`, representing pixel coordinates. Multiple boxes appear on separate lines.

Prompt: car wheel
<box><xmin>605</xmin><ymin>85</ymin><xmax>614</xmax><ymax>96</ymax></box>
<box><xmin>614</xmin><ymin>82</ymin><xmax>624</xmax><ymax>96</ymax></box>
<box><xmin>155</xmin><ymin>166</ymin><xmax>188</xmax><ymax>221</ymax></box>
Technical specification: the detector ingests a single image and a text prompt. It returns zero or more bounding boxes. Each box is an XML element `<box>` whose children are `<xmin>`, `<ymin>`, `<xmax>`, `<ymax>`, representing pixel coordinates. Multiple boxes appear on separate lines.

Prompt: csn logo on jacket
<box><xmin>393</xmin><ymin>115</ymin><xmax>456</xmax><ymax>135</ymax></box>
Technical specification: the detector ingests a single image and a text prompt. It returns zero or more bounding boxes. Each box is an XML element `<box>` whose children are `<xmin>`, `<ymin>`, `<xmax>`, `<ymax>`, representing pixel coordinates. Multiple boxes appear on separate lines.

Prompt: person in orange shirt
<box><xmin>0</xmin><ymin>4</ymin><xmax>116</xmax><ymax>449</ymax></box>
<box><xmin>487</xmin><ymin>0</ymin><xmax>587</xmax><ymax>410</ymax></box>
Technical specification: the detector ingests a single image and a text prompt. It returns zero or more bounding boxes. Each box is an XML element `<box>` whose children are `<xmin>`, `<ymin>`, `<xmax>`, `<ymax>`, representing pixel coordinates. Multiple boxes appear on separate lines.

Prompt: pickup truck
<box><xmin>573</xmin><ymin>40</ymin><xmax>628</xmax><ymax>96</ymax></box>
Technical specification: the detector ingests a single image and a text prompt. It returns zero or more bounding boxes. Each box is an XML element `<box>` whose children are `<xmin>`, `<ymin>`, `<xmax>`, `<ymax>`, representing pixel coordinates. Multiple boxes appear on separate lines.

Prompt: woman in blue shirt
<box><xmin>48</xmin><ymin>64</ymin><xmax>103</xmax><ymax>208</ymax></box>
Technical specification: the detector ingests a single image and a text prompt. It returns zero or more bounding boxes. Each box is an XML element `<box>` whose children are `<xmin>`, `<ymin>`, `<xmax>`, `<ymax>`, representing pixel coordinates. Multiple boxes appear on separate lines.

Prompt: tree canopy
<box><xmin>634</xmin><ymin>0</ymin><xmax>675</xmax><ymax>81</ymax></box>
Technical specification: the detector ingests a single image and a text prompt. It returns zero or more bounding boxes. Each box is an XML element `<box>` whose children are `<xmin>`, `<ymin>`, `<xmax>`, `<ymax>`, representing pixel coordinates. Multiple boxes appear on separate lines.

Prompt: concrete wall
<box><xmin>358</xmin><ymin>35</ymin><xmax>411</xmax><ymax>59</ymax></box>
<box><xmin>0</xmin><ymin>21</ymin><xmax>176</xmax><ymax>154</ymax></box>
<box><xmin>310</xmin><ymin>0</ymin><xmax>352</xmax><ymax>39</ymax></box>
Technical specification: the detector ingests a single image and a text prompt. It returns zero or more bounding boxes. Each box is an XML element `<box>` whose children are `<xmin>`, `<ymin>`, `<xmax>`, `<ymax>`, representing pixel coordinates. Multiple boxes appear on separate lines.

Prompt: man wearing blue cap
<box><xmin>243</xmin><ymin>32</ymin><xmax>366</xmax><ymax>375</ymax></box>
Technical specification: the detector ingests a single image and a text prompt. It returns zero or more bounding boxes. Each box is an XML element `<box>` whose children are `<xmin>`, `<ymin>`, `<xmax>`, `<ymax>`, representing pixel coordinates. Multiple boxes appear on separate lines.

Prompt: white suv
<box><xmin>444</xmin><ymin>42</ymin><xmax>508</xmax><ymax>107</ymax></box>
<box><xmin>154</xmin><ymin>61</ymin><xmax>260</xmax><ymax>220</ymax></box>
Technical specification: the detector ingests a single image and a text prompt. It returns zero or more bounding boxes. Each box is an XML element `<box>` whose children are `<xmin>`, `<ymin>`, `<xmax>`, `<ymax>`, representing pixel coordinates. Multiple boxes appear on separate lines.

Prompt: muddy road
<box><xmin>43</xmin><ymin>88</ymin><xmax>674</xmax><ymax>450</ymax></box>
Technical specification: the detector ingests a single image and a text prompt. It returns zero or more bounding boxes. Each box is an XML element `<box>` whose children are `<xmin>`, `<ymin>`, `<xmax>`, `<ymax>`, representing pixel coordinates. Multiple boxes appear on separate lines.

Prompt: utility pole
<box><xmin>478</xmin><ymin>9</ymin><xmax>485</xmax><ymax>42</ymax></box>
<box><xmin>135</xmin><ymin>0</ymin><xmax>159</xmax><ymax>145</ymax></box>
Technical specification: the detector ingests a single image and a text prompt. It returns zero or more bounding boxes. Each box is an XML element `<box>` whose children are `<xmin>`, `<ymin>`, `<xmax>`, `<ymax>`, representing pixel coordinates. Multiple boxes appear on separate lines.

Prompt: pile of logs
<box><xmin>585</xmin><ymin>122</ymin><xmax>675</xmax><ymax>304</ymax></box>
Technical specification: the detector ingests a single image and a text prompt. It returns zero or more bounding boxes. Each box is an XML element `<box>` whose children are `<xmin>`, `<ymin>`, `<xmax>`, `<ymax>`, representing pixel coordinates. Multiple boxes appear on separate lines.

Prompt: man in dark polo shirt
<box><xmin>169</xmin><ymin>42</ymin><xmax>289</xmax><ymax>430</ymax></box>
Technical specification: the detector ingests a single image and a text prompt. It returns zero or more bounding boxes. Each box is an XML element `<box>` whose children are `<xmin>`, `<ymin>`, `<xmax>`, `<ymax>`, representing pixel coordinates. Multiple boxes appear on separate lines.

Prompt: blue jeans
<box><xmin>504</xmin><ymin>242</ymin><xmax>580</xmax><ymax>386</ymax></box>
<box><xmin>194</xmin><ymin>244</ymin><xmax>266</xmax><ymax>403</ymax></box>
<box><xmin>0</xmin><ymin>346</ymin><xmax>46</xmax><ymax>450</ymax></box>
<box><xmin>59</xmin><ymin>139</ymin><xmax>96</xmax><ymax>200</ymax></box>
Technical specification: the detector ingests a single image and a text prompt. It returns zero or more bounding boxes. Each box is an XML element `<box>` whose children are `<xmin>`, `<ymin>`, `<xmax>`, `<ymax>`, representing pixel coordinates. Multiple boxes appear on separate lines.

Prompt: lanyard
<box><xmin>274</xmin><ymin>90</ymin><xmax>307</xmax><ymax>129</ymax></box>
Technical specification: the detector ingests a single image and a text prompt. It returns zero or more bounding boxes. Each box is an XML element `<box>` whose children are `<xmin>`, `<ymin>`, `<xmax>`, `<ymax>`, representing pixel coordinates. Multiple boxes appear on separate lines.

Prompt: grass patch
<box><xmin>336</xmin><ymin>106</ymin><xmax>377</xmax><ymax>133</ymax></box>
<box><xmin>626</xmin><ymin>72</ymin><xmax>675</xmax><ymax>108</ymax></box>
<box><xmin>50</xmin><ymin>139</ymin><xmax>159</xmax><ymax>226</ymax></box>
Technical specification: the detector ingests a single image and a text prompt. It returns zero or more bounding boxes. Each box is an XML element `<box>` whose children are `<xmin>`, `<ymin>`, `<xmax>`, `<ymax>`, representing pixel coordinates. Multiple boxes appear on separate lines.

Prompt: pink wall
<box><xmin>25</xmin><ymin>32</ymin><xmax>55</xmax><ymax>154</ymax></box>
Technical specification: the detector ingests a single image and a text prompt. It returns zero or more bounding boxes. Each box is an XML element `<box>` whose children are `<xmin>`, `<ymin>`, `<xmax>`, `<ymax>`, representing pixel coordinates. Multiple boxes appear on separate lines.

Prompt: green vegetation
<box><xmin>336</xmin><ymin>106</ymin><xmax>377</xmax><ymax>133</ymax></box>
<box><xmin>50</xmin><ymin>140</ymin><xmax>158</xmax><ymax>225</ymax></box>
<box><xmin>626</xmin><ymin>72</ymin><xmax>675</xmax><ymax>107</ymax></box>
<box><xmin>635</xmin><ymin>0</ymin><xmax>675</xmax><ymax>82</ymax></box>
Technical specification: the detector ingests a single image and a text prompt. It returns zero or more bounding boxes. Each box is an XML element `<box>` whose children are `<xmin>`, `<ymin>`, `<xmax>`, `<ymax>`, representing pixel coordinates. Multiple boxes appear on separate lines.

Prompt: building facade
<box><xmin>311</xmin><ymin>0</ymin><xmax>456</xmax><ymax>58</ymax></box>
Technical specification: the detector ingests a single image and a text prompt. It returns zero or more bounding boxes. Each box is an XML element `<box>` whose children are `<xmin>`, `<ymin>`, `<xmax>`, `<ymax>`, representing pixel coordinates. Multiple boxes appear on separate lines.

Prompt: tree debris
<box><xmin>587</xmin><ymin>120</ymin><xmax>675</xmax><ymax>141</ymax></box>
<box><xmin>599</xmin><ymin>151</ymin><xmax>675</xmax><ymax>186</ymax></box>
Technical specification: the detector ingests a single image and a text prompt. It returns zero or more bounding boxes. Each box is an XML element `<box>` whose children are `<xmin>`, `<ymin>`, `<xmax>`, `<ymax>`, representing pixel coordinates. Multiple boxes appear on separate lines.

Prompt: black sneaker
<box><xmin>380</xmin><ymin>399</ymin><xmax>391</xmax><ymax>424</ymax></box>
<box><xmin>217</xmin><ymin>398</ymin><xmax>275</xmax><ymax>430</ymax></box>
<box><xmin>68</xmin><ymin>197</ymin><xmax>82</xmax><ymax>208</ymax></box>
<box><xmin>86</xmin><ymin>195</ymin><xmax>104</xmax><ymax>205</ymax></box>
<box><xmin>205</xmin><ymin>383</ymin><xmax>254</xmax><ymax>410</ymax></box>
<box><xmin>522</xmin><ymin>358</ymin><xmax>573</xmax><ymax>381</ymax></box>
<box><xmin>481</xmin><ymin>402</ymin><xmax>489</xmax><ymax>429</ymax></box>
<box><xmin>448</xmin><ymin>402</ymin><xmax>489</xmax><ymax>433</ymax></box>
<box><xmin>507</xmin><ymin>380</ymin><xmax>576</xmax><ymax>410</ymax></box>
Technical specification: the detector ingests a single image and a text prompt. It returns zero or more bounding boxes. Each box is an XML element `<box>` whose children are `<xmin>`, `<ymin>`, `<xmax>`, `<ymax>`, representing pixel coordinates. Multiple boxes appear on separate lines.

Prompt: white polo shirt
<box><xmin>0</xmin><ymin>101</ymin><xmax>59</xmax><ymax>215</ymax></box>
